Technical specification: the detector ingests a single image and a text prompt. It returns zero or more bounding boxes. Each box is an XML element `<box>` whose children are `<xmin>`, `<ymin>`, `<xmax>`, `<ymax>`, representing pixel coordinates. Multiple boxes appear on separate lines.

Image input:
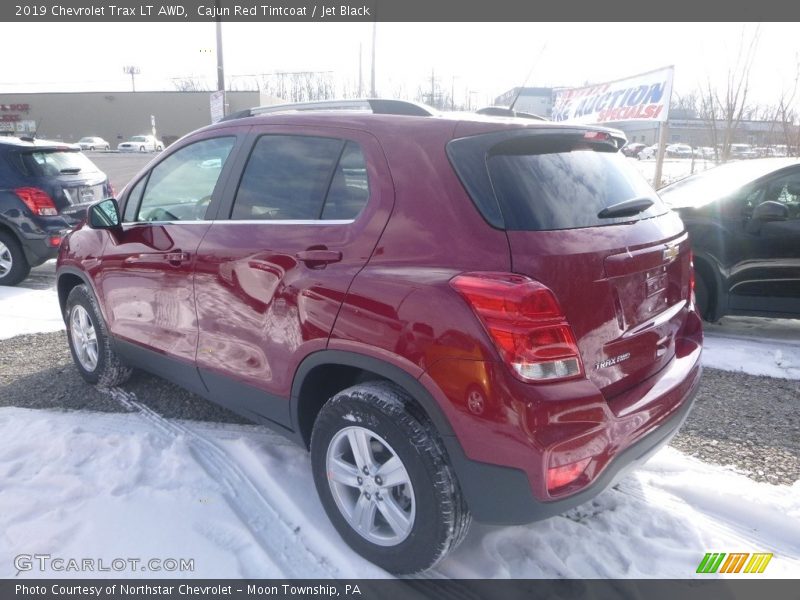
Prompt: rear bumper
<box><xmin>425</xmin><ymin>320</ymin><xmax>703</xmax><ymax>524</ymax></box>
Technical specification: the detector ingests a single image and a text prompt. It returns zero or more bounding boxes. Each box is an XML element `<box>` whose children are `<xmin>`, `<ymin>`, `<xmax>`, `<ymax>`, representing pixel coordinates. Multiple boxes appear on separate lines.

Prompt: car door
<box><xmin>193</xmin><ymin>127</ymin><xmax>393</xmax><ymax>426</ymax></box>
<box><xmin>725</xmin><ymin>167</ymin><xmax>800</xmax><ymax>316</ymax></box>
<box><xmin>95</xmin><ymin>132</ymin><xmax>241</xmax><ymax>390</ymax></box>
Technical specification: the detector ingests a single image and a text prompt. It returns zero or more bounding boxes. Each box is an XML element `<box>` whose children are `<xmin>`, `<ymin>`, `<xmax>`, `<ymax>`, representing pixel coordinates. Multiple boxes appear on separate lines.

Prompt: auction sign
<box><xmin>551</xmin><ymin>66</ymin><xmax>674</xmax><ymax>124</ymax></box>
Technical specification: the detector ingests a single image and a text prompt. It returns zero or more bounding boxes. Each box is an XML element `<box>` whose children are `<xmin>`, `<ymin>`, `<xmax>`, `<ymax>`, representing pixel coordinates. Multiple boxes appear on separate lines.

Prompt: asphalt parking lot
<box><xmin>84</xmin><ymin>150</ymin><xmax>156</xmax><ymax>191</ymax></box>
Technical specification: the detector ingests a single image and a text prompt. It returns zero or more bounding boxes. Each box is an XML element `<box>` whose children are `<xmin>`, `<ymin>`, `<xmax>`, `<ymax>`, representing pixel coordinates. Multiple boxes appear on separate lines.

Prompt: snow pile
<box><xmin>0</xmin><ymin>286</ymin><xmax>64</xmax><ymax>340</ymax></box>
<box><xmin>1</xmin><ymin>406</ymin><xmax>797</xmax><ymax>579</ymax></box>
<box><xmin>702</xmin><ymin>316</ymin><xmax>800</xmax><ymax>380</ymax></box>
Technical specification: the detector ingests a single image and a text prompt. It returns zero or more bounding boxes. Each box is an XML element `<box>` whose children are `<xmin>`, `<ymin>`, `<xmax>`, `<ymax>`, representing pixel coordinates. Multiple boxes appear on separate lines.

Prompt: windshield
<box><xmin>130</xmin><ymin>136</ymin><xmax>148</xmax><ymax>142</ymax></box>
<box><xmin>78</xmin><ymin>137</ymin><xmax>95</xmax><ymax>143</ymax></box>
<box><xmin>14</xmin><ymin>150</ymin><xmax>100</xmax><ymax>177</ymax></box>
<box><xmin>659</xmin><ymin>158</ymin><xmax>800</xmax><ymax>208</ymax></box>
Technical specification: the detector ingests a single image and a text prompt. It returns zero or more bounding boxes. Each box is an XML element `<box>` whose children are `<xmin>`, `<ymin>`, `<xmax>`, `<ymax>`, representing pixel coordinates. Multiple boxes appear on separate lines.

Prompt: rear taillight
<box><xmin>107</xmin><ymin>182</ymin><xmax>115</xmax><ymax>198</ymax></box>
<box><xmin>14</xmin><ymin>187</ymin><xmax>58</xmax><ymax>216</ymax></box>
<box><xmin>689</xmin><ymin>250</ymin><xmax>696</xmax><ymax>300</ymax></box>
<box><xmin>450</xmin><ymin>272</ymin><xmax>584</xmax><ymax>382</ymax></box>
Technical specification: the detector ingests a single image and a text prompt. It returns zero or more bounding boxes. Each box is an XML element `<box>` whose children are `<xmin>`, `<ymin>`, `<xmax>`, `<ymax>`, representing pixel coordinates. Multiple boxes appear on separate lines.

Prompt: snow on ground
<box><xmin>632</xmin><ymin>157</ymin><xmax>717</xmax><ymax>188</ymax></box>
<box><xmin>0</xmin><ymin>286</ymin><xmax>63</xmax><ymax>340</ymax></box>
<box><xmin>702</xmin><ymin>316</ymin><xmax>800</xmax><ymax>380</ymax></box>
<box><xmin>1</xmin><ymin>403</ymin><xmax>798</xmax><ymax>579</ymax></box>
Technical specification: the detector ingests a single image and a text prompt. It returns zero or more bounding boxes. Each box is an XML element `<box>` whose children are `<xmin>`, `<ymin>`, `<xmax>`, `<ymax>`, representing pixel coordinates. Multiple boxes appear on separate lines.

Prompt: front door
<box><xmin>726</xmin><ymin>167</ymin><xmax>800</xmax><ymax>316</ymax></box>
<box><xmin>96</xmin><ymin>134</ymin><xmax>239</xmax><ymax>387</ymax></box>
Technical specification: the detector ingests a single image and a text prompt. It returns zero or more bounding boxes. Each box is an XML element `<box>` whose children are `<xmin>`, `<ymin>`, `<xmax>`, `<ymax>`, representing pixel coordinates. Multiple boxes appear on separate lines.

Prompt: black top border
<box><xmin>3</xmin><ymin>0</ymin><xmax>800</xmax><ymax>22</ymax></box>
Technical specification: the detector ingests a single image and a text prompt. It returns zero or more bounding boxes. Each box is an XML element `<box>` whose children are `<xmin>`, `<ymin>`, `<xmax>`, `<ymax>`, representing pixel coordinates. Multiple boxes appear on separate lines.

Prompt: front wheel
<box><xmin>310</xmin><ymin>382</ymin><xmax>471</xmax><ymax>574</ymax></box>
<box><xmin>65</xmin><ymin>284</ymin><xmax>133</xmax><ymax>386</ymax></box>
<box><xmin>139</xmin><ymin>145</ymin><xmax>146</xmax><ymax>152</ymax></box>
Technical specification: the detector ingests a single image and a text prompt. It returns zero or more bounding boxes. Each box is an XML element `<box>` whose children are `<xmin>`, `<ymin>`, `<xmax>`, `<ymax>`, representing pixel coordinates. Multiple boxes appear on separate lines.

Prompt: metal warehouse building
<box><xmin>0</xmin><ymin>91</ymin><xmax>278</xmax><ymax>147</ymax></box>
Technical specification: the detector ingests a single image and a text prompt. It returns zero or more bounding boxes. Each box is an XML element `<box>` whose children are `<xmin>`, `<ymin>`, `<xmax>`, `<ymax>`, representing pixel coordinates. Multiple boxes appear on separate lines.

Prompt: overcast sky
<box><xmin>0</xmin><ymin>22</ymin><xmax>797</xmax><ymax>107</ymax></box>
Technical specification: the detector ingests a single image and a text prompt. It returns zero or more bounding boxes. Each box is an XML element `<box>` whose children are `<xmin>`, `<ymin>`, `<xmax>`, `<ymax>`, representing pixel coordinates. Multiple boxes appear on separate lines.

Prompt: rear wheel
<box><xmin>65</xmin><ymin>284</ymin><xmax>133</xmax><ymax>386</ymax></box>
<box><xmin>0</xmin><ymin>231</ymin><xmax>30</xmax><ymax>286</ymax></box>
<box><xmin>694</xmin><ymin>270</ymin><xmax>713</xmax><ymax>321</ymax></box>
<box><xmin>310</xmin><ymin>382</ymin><xmax>471</xmax><ymax>574</ymax></box>
<box><xmin>89</xmin><ymin>146</ymin><xmax>95</xmax><ymax>151</ymax></box>
<box><xmin>139</xmin><ymin>145</ymin><xmax>146</xmax><ymax>152</ymax></box>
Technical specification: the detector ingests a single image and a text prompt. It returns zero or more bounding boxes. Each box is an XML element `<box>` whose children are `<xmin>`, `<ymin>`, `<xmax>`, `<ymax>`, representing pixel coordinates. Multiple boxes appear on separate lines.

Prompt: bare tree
<box><xmin>700</xmin><ymin>26</ymin><xmax>760</xmax><ymax>162</ymax></box>
<box><xmin>171</xmin><ymin>76</ymin><xmax>209</xmax><ymax>92</ymax></box>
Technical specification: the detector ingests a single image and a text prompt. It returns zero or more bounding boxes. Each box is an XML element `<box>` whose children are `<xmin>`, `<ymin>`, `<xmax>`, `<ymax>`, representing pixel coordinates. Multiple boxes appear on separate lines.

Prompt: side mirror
<box><xmin>751</xmin><ymin>200</ymin><xmax>788</xmax><ymax>222</ymax></box>
<box><xmin>88</xmin><ymin>198</ymin><xmax>121</xmax><ymax>229</ymax></box>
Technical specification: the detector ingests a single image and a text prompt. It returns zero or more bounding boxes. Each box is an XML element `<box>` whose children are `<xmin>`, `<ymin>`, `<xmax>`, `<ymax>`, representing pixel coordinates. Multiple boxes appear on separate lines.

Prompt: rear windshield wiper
<box><xmin>598</xmin><ymin>196</ymin><xmax>654</xmax><ymax>219</ymax></box>
<box><xmin>59</xmin><ymin>167</ymin><xmax>82</xmax><ymax>174</ymax></box>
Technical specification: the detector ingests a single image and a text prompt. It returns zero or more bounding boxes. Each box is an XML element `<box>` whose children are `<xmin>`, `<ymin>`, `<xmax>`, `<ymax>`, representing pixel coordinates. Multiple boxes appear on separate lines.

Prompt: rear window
<box><xmin>448</xmin><ymin>131</ymin><xmax>667</xmax><ymax>231</ymax></box>
<box><xmin>12</xmin><ymin>150</ymin><xmax>100</xmax><ymax>178</ymax></box>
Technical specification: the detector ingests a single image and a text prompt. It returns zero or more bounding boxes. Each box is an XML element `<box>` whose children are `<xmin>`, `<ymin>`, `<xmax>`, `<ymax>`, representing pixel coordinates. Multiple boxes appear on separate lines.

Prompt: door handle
<box><xmin>164</xmin><ymin>252</ymin><xmax>190</xmax><ymax>265</ymax></box>
<box><xmin>123</xmin><ymin>251</ymin><xmax>190</xmax><ymax>266</ymax></box>
<box><xmin>295</xmin><ymin>249</ymin><xmax>342</xmax><ymax>267</ymax></box>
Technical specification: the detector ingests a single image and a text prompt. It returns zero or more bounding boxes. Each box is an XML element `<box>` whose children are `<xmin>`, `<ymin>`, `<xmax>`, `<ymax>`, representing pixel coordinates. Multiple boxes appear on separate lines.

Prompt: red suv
<box><xmin>56</xmin><ymin>100</ymin><xmax>703</xmax><ymax>574</ymax></box>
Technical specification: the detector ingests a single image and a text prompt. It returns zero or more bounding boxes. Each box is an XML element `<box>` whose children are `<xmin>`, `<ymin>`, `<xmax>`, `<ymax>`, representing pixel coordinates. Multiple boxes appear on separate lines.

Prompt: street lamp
<box><xmin>122</xmin><ymin>65</ymin><xmax>141</xmax><ymax>92</ymax></box>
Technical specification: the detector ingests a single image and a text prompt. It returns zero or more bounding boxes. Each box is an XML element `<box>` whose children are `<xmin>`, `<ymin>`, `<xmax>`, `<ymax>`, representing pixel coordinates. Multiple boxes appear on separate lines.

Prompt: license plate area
<box><xmin>645</xmin><ymin>268</ymin><xmax>668</xmax><ymax>297</ymax></box>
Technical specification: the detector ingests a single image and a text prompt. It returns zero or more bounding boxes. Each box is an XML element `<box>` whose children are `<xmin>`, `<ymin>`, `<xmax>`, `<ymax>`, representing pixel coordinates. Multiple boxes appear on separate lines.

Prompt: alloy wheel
<box><xmin>326</xmin><ymin>426</ymin><xmax>416</xmax><ymax>546</ymax></box>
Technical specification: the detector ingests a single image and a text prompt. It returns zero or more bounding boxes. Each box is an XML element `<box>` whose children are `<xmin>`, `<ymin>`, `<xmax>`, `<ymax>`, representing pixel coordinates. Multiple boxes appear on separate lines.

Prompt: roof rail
<box><xmin>475</xmin><ymin>106</ymin><xmax>548</xmax><ymax>121</ymax></box>
<box><xmin>220</xmin><ymin>98</ymin><xmax>436</xmax><ymax>121</ymax></box>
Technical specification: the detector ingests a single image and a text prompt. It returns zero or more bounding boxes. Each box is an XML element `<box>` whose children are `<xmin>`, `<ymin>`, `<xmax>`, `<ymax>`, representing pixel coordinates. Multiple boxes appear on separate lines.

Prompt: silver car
<box><xmin>77</xmin><ymin>137</ymin><xmax>110</xmax><ymax>151</ymax></box>
<box><xmin>117</xmin><ymin>135</ymin><xmax>164</xmax><ymax>153</ymax></box>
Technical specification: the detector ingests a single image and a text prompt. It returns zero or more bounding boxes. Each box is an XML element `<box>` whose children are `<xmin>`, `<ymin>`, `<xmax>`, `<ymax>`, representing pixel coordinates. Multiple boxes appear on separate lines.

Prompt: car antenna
<box><xmin>508</xmin><ymin>43</ymin><xmax>547</xmax><ymax>112</ymax></box>
<box><xmin>32</xmin><ymin>117</ymin><xmax>43</xmax><ymax>139</ymax></box>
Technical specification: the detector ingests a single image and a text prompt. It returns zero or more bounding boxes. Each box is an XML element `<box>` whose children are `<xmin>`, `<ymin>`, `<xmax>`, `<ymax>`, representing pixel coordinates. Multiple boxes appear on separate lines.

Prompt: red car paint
<box><xmin>58</xmin><ymin>110</ymin><xmax>702</xmax><ymax>514</ymax></box>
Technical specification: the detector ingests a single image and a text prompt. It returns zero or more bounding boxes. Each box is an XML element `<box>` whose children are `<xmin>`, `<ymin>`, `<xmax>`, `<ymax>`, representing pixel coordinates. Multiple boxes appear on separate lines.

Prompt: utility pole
<box><xmin>215</xmin><ymin>0</ymin><xmax>226</xmax><ymax>115</ymax></box>
<box><xmin>358</xmin><ymin>43</ymin><xmax>363</xmax><ymax>97</ymax></box>
<box><xmin>122</xmin><ymin>65</ymin><xmax>140</xmax><ymax>92</ymax></box>
<box><xmin>370</xmin><ymin>22</ymin><xmax>376</xmax><ymax>97</ymax></box>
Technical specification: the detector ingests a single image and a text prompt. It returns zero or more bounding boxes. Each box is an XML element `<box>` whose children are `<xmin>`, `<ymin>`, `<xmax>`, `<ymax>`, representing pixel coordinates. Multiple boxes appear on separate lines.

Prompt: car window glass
<box><xmin>321</xmin><ymin>141</ymin><xmax>370</xmax><ymax>220</ymax></box>
<box><xmin>721</xmin><ymin>186</ymin><xmax>762</xmax><ymax>219</ymax></box>
<box><xmin>231</xmin><ymin>135</ymin><xmax>344</xmax><ymax>221</ymax></box>
<box><xmin>764</xmin><ymin>171</ymin><xmax>800</xmax><ymax>219</ymax></box>
<box><xmin>136</xmin><ymin>136</ymin><xmax>235</xmax><ymax>222</ymax></box>
<box><xmin>122</xmin><ymin>176</ymin><xmax>147</xmax><ymax>223</ymax></box>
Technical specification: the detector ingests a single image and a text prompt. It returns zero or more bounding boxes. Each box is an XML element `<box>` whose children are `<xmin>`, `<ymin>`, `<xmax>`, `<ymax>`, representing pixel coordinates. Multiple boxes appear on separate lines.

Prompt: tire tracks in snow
<box><xmin>103</xmin><ymin>386</ymin><xmax>338</xmax><ymax>578</ymax></box>
<box><xmin>612</xmin><ymin>478</ymin><xmax>800</xmax><ymax>559</ymax></box>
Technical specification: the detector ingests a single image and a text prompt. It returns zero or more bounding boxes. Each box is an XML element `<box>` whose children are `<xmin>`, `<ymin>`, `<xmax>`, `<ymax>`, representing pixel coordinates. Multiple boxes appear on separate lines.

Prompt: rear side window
<box><xmin>231</xmin><ymin>135</ymin><xmax>369</xmax><ymax>221</ymax></box>
<box><xmin>12</xmin><ymin>150</ymin><xmax>99</xmax><ymax>177</ymax></box>
<box><xmin>449</xmin><ymin>131</ymin><xmax>666</xmax><ymax>231</ymax></box>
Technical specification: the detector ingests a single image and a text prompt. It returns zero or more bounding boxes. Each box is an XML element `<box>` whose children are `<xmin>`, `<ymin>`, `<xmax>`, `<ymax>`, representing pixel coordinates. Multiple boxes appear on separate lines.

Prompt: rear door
<box><xmin>96</xmin><ymin>133</ymin><xmax>240</xmax><ymax>389</ymax></box>
<box><xmin>449</xmin><ymin>129</ymin><xmax>693</xmax><ymax>400</ymax></box>
<box><xmin>194</xmin><ymin>127</ymin><xmax>393</xmax><ymax>425</ymax></box>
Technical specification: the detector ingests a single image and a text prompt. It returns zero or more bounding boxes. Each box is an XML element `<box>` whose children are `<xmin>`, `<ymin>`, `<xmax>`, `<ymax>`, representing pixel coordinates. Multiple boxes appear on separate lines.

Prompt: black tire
<box><xmin>139</xmin><ymin>145</ymin><xmax>146</xmax><ymax>152</ymax></box>
<box><xmin>65</xmin><ymin>284</ymin><xmax>133</xmax><ymax>387</ymax></box>
<box><xmin>310</xmin><ymin>381</ymin><xmax>471</xmax><ymax>574</ymax></box>
<box><xmin>695</xmin><ymin>270</ymin><xmax>713</xmax><ymax>321</ymax></box>
<box><xmin>89</xmin><ymin>146</ymin><xmax>95</xmax><ymax>151</ymax></box>
<box><xmin>0</xmin><ymin>230</ymin><xmax>30</xmax><ymax>286</ymax></box>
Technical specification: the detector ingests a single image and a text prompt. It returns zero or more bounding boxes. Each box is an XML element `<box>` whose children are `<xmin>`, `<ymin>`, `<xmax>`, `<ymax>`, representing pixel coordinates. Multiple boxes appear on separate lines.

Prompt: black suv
<box><xmin>0</xmin><ymin>136</ymin><xmax>112</xmax><ymax>285</ymax></box>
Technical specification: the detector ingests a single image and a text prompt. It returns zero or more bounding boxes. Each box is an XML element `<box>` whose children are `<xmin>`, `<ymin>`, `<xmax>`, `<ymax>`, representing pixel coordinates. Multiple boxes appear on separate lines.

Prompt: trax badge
<box><xmin>595</xmin><ymin>352</ymin><xmax>631</xmax><ymax>370</ymax></box>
